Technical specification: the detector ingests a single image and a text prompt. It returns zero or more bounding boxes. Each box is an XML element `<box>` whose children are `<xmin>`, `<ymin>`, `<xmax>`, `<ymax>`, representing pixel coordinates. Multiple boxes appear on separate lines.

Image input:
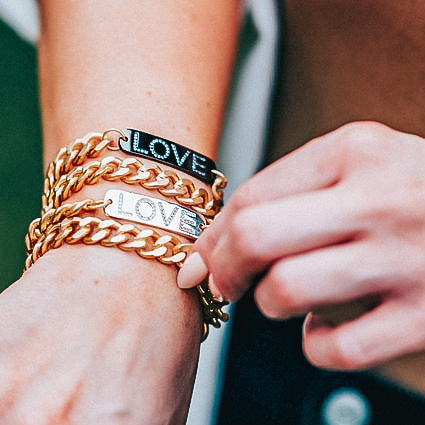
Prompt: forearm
<box><xmin>38</xmin><ymin>0</ymin><xmax>241</xmax><ymax>161</ymax></box>
<box><xmin>25</xmin><ymin>1</ymin><xmax>241</xmax><ymax>423</ymax></box>
<box><xmin>37</xmin><ymin>0</ymin><xmax>240</xmax><ymax>336</ymax></box>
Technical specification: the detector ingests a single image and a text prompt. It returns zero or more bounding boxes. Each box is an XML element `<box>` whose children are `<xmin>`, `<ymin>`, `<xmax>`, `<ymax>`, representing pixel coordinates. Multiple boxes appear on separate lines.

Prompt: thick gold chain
<box><xmin>25</xmin><ymin>210</ymin><xmax>228</xmax><ymax>341</ymax></box>
<box><xmin>27</xmin><ymin>131</ymin><xmax>229</xmax><ymax>341</ymax></box>
<box><xmin>42</xmin><ymin>133</ymin><xmax>226</xmax><ymax>219</ymax></box>
<box><xmin>26</xmin><ymin>198</ymin><xmax>107</xmax><ymax>252</ymax></box>
<box><xmin>25</xmin><ymin>216</ymin><xmax>192</xmax><ymax>271</ymax></box>
<box><xmin>197</xmin><ymin>282</ymin><xmax>229</xmax><ymax>340</ymax></box>
<box><xmin>43</xmin><ymin>156</ymin><xmax>221</xmax><ymax>219</ymax></box>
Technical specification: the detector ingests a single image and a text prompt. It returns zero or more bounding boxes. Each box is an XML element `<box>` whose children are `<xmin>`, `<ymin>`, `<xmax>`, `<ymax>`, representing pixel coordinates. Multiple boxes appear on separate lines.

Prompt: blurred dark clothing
<box><xmin>216</xmin><ymin>289</ymin><xmax>425</xmax><ymax>425</ymax></box>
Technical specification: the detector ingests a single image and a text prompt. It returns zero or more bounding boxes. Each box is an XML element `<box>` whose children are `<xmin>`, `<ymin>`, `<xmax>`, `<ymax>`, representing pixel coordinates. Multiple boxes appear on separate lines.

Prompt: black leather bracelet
<box><xmin>119</xmin><ymin>128</ymin><xmax>217</xmax><ymax>184</ymax></box>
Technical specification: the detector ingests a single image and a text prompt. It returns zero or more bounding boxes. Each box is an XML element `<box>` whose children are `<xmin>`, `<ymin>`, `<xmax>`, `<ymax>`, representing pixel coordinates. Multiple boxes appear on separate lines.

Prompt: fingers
<box><xmin>254</xmin><ymin>242</ymin><xmax>369</xmax><ymax>319</ymax></box>
<box><xmin>197</xmin><ymin>132</ymin><xmax>343</xmax><ymax>241</ymax></box>
<box><xmin>177</xmin><ymin>121</ymin><xmax>409</xmax><ymax>299</ymax></box>
<box><xmin>195</xmin><ymin>187</ymin><xmax>360</xmax><ymax>300</ymax></box>
<box><xmin>302</xmin><ymin>294</ymin><xmax>425</xmax><ymax>370</ymax></box>
<box><xmin>252</xmin><ymin>238</ymin><xmax>416</xmax><ymax>319</ymax></box>
<box><xmin>177</xmin><ymin>252</ymin><xmax>209</xmax><ymax>289</ymax></box>
<box><xmin>190</xmin><ymin>121</ymin><xmax>397</xmax><ymax>265</ymax></box>
<box><xmin>177</xmin><ymin>129</ymin><xmax>345</xmax><ymax>289</ymax></box>
<box><xmin>227</xmin><ymin>131</ymin><xmax>343</xmax><ymax>208</ymax></box>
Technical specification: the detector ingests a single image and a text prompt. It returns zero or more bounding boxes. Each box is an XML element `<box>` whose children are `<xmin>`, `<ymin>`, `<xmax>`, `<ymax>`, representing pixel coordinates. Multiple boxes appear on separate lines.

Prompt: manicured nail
<box><xmin>208</xmin><ymin>274</ymin><xmax>224</xmax><ymax>301</ymax></box>
<box><xmin>303</xmin><ymin>312</ymin><xmax>314</xmax><ymax>339</ymax></box>
<box><xmin>303</xmin><ymin>313</ymin><xmax>334</xmax><ymax>335</ymax></box>
<box><xmin>177</xmin><ymin>252</ymin><xmax>208</xmax><ymax>288</ymax></box>
<box><xmin>302</xmin><ymin>314</ymin><xmax>334</xmax><ymax>368</ymax></box>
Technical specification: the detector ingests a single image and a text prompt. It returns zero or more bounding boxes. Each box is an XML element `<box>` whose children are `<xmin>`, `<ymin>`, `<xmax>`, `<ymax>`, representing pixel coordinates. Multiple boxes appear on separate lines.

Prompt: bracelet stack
<box><xmin>24</xmin><ymin>129</ymin><xmax>229</xmax><ymax>341</ymax></box>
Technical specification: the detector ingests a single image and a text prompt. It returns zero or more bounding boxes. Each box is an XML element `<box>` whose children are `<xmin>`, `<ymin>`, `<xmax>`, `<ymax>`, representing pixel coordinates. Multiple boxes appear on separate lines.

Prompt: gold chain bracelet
<box><xmin>25</xmin><ymin>216</ymin><xmax>192</xmax><ymax>271</ymax></box>
<box><xmin>25</xmin><ymin>198</ymin><xmax>108</xmax><ymax>252</ymax></box>
<box><xmin>197</xmin><ymin>282</ymin><xmax>229</xmax><ymax>340</ymax></box>
<box><xmin>43</xmin><ymin>156</ymin><xmax>223</xmax><ymax>220</ymax></box>
<box><xmin>26</xmin><ymin>130</ymin><xmax>229</xmax><ymax>341</ymax></box>
<box><xmin>25</xmin><ymin>211</ymin><xmax>228</xmax><ymax>340</ymax></box>
<box><xmin>43</xmin><ymin>132</ymin><xmax>226</xmax><ymax>219</ymax></box>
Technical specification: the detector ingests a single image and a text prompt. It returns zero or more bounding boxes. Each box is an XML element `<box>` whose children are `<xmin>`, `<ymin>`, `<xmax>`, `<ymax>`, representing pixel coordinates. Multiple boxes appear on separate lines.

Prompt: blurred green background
<box><xmin>0</xmin><ymin>20</ymin><xmax>42</xmax><ymax>290</ymax></box>
<box><xmin>0</xmin><ymin>10</ymin><xmax>260</xmax><ymax>291</ymax></box>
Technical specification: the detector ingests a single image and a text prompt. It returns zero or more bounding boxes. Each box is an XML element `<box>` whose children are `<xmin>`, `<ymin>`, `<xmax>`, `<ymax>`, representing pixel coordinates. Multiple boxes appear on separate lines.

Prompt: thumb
<box><xmin>177</xmin><ymin>215</ymin><xmax>223</xmax><ymax>290</ymax></box>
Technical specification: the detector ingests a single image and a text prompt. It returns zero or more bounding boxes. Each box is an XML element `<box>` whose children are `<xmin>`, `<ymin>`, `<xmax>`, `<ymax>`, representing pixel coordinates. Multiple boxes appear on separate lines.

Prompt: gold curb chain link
<box><xmin>26</xmin><ymin>130</ymin><xmax>229</xmax><ymax>341</ymax></box>
<box><xmin>42</xmin><ymin>133</ymin><xmax>226</xmax><ymax>220</ymax></box>
<box><xmin>25</xmin><ymin>216</ymin><xmax>192</xmax><ymax>271</ymax></box>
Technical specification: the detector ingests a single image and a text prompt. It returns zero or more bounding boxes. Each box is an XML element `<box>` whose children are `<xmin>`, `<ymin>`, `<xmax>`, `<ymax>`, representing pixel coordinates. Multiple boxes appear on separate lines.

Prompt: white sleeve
<box><xmin>186</xmin><ymin>1</ymin><xmax>279</xmax><ymax>424</ymax></box>
<box><xmin>0</xmin><ymin>0</ymin><xmax>39</xmax><ymax>43</ymax></box>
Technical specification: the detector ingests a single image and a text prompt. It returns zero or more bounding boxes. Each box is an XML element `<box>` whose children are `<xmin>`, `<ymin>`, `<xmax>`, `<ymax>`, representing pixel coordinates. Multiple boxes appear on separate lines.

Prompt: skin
<box><xmin>4</xmin><ymin>0</ymin><xmax>425</xmax><ymax>421</ymax></box>
<box><xmin>181</xmin><ymin>0</ymin><xmax>425</xmax><ymax>395</ymax></box>
<box><xmin>0</xmin><ymin>1</ymin><xmax>240</xmax><ymax>424</ymax></box>
<box><xmin>195</xmin><ymin>122</ymin><xmax>425</xmax><ymax>366</ymax></box>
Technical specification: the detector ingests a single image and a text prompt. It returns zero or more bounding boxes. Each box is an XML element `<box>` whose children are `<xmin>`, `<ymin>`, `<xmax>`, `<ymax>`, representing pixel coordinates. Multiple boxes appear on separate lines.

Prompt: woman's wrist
<box><xmin>4</xmin><ymin>244</ymin><xmax>201</xmax><ymax>424</ymax></box>
<box><xmin>24</xmin><ymin>243</ymin><xmax>203</xmax><ymax>336</ymax></box>
<box><xmin>24</xmin><ymin>128</ymin><xmax>229</xmax><ymax>340</ymax></box>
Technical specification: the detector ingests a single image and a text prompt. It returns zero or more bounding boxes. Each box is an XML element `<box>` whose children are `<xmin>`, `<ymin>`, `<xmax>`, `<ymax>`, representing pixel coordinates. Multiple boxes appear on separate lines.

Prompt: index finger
<box><xmin>177</xmin><ymin>131</ymin><xmax>344</xmax><ymax>292</ymax></box>
<box><xmin>196</xmin><ymin>129</ymin><xmax>344</xmax><ymax>254</ymax></box>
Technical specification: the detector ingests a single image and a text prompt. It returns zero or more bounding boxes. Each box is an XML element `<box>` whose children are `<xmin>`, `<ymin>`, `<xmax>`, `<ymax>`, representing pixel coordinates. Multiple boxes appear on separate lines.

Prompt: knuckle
<box><xmin>355</xmin><ymin>175</ymin><xmax>425</xmax><ymax>227</ymax></box>
<box><xmin>330</xmin><ymin>329</ymin><xmax>368</xmax><ymax>370</ymax></box>
<box><xmin>227</xmin><ymin>209</ymin><xmax>266</xmax><ymax>263</ymax></box>
<box><xmin>336</xmin><ymin>121</ymin><xmax>390</xmax><ymax>155</ymax></box>
<box><xmin>351</xmin><ymin>185</ymin><xmax>393</xmax><ymax>224</ymax></box>
<box><xmin>196</xmin><ymin>225</ymin><xmax>218</xmax><ymax>258</ymax></box>
<box><xmin>341</xmin><ymin>121</ymin><xmax>389</xmax><ymax>142</ymax></box>
<box><xmin>266</xmin><ymin>263</ymin><xmax>305</xmax><ymax>312</ymax></box>
<box><xmin>393</xmin><ymin>176</ymin><xmax>425</xmax><ymax>214</ymax></box>
<box><xmin>227</xmin><ymin>182</ymin><xmax>256</xmax><ymax>212</ymax></box>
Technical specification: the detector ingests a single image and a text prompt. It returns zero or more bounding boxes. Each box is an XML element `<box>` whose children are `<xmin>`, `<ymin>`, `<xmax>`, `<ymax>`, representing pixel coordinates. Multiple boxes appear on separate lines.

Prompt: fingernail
<box><xmin>302</xmin><ymin>313</ymin><xmax>335</xmax><ymax>368</ymax></box>
<box><xmin>208</xmin><ymin>274</ymin><xmax>224</xmax><ymax>301</ymax></box>
<box><xmin>303</xmin><ymin>313</ymin><xmax>334</xmax><ymax>336</ymax></box>
<box><xmin>305</xmin><ymin>336</ymin><xmax>332</xmax><ymax>368</ymax></box>
<box><xmin>177</xmin><ymin>252</ymin><xmax>208</xmax><ymax>288</ymax></box>
<box><xmin>303</xmin><ymin>312</ymin><xmax>313</xmax><ymax>339</ymax></box>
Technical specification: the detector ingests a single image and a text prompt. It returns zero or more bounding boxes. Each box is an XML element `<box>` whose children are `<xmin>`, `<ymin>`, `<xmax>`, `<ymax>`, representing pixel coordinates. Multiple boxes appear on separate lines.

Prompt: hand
<box><xmin>178</xmin><ymin>121</ymin><xmax>425</xmax><ymax>371</ymax></box>
<box><xmin>0</xmin><ymin>245</ymin><xmax>201</xmax><ymax>425</ymax></box>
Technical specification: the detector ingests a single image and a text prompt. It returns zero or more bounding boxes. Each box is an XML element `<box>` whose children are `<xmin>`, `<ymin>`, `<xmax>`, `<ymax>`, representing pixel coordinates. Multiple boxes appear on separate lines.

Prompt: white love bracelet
<box><xmin>104</xmin><ymin>189</ymin><xmax>206</xmax><ymax>239</ymax></box>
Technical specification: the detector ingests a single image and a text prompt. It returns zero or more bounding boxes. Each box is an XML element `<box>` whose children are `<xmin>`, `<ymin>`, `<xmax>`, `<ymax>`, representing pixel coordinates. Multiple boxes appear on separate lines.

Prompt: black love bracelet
<box><xmin>119</xmin><ymin>128</ymin><xmax>217</xmax><ymax>184</ymax></box>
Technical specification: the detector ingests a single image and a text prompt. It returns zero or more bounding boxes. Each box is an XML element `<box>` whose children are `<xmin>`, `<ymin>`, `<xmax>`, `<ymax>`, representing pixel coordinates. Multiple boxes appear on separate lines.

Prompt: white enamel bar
<box><xmin>104</xmin><ymin>189</ymin><xmax>205</xmax><ymax>239</ymax></box>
